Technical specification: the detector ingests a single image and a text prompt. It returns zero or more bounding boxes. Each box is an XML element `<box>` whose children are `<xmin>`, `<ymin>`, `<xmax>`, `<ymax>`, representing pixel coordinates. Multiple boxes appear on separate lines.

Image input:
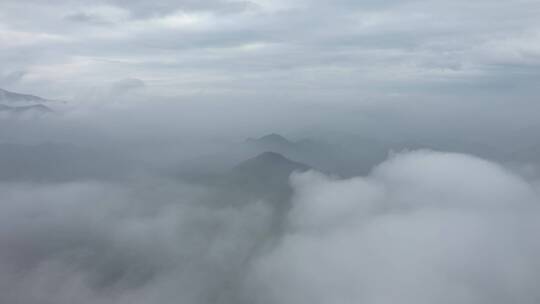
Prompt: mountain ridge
<box><xmin>0</xmin><ymin>103</ymin><xmax>53</xmax><ymax>114</ymax></box>
<box><xmin>0</xmin><ymin>88</ymin><xmax>51</xmax><ymax>103</ymax></box>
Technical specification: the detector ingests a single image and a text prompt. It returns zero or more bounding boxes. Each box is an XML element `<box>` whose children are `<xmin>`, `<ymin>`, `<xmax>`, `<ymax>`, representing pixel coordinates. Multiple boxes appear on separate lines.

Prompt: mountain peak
<box><xmin>0</xmin><ymin>88</ymin><xmax>49</xmax><ymax>103</ymax></box>
<box><xmin>0</xmin><ymin>103</ymin><xmax>53</xmax><ymax>114</ymax></box>
<box><xmin>246</xmin><ymin>133</ymin><xmax>292</xmax><ymax>146</ymax></box>
<box><xmin>252</xmin><ymin>151</ymin><xmax>290</xmax><ymax>162</ymax></box>
<box><xmin>233</xmin><ymin>151</ymin><xmax>310</xmax><ymax>174</ymax></box>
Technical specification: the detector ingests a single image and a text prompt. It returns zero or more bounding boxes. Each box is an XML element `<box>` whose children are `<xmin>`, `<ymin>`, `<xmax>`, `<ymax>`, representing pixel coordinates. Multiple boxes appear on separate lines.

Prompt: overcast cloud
<box><xmin>1</xmin><ymin>0</ymin><xmax>539</xmax><ymax>101</ymax></box>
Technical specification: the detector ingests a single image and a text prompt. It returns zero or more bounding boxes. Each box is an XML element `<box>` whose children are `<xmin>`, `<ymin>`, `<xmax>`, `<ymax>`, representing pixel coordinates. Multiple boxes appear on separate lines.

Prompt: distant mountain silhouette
<box><xmin>232</xmin><ymin>151</ymin><xmax>310</xmax><ymax>178</ymax></box>
<box><xmin>246</xmin><ymin>133</ymin><xmax>293</xmax><ymax>147</ymax></box>
<box><xmin>0</xmin><ymin>104</ymin><xmax>53</xmax><ymax>114</ymax></box>
<box><xmin>0</xmin><ymin>88</ymin><xmax>51</xmax><ymax>103</ymax></box>
<box><xmin>206</xmin><ymin>151</ymin><xmax>308</xmax><ymax>209</ymax></box>
<box><xmin>220</xmin><ymin>151</ymin><xmax>312</xmax><ymax>231</ymax></box>
<box><xmin>244</xmin><ymin>133</ymin><xmax>346</xmax><ymax>174</ymax></box>
<box><xmin>0</xmin><ymin>88</ymin><xmax>60</xmax><ymax>116</ymax></box>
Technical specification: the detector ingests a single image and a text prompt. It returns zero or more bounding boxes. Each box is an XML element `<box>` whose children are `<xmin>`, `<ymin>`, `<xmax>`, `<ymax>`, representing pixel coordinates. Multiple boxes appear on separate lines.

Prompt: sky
<box><xmin>1</xmin><ymin>0</ymin><xmax>540</xmax><ymax>102</ymax></box>
<box><xmin>2</xmin><ymin>2</ymin><xmax>540</xmax><ymax>303</ymax></box>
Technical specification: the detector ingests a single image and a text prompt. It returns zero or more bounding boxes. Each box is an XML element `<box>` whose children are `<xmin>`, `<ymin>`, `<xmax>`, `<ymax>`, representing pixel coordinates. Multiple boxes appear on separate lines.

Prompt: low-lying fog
<box><xmin>1</xmin><ymin>95</ymin><xmax>539</xmax><ymax>304</ymax></box>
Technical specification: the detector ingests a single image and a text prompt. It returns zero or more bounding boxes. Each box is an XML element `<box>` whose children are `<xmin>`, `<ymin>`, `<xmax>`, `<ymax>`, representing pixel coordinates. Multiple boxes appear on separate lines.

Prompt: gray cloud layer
<box><xmin>1</xmin><ymin>0</ymin><xmax>539</xmax><ymax>101</ymax></box>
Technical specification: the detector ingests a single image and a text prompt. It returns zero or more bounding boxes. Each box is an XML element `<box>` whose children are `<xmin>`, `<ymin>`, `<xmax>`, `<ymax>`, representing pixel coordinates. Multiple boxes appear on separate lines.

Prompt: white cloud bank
<box><xmin>249</xmin><ymin>150</ymin><xmax>540</xmax><ymax>304</ymax></box>
<box><xmin>0</xmin><ymin>180</ymin><xmax>273</xmax><ymax>304</ymax></box>
<box><xmin>1</xmin><ymin>150</ymin><xmax>539</xmax><ymax>304</ymax></box>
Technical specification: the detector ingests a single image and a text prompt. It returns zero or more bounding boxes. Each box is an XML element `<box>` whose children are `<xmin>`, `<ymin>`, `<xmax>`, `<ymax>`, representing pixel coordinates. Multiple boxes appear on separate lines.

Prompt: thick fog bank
<box><xmin>1</xmin><ymin>150</ymin><xmax>539</xmax><ymax>303</ymax></box>
<box><xmin>248</xmin><ymin>150</ymin><xmax>540</xmax><ymax>304</ymax></box>
<box><xmin>0</xmin><ymin>179</ymin><xmax>273</xmax><ymax>304</ymax></box>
